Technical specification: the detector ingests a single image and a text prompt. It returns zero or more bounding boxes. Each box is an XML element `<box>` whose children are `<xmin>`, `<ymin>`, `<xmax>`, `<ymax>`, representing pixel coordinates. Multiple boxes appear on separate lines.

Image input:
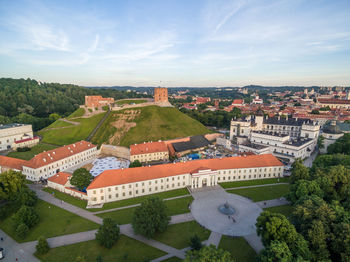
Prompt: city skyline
<box><xmin>0</xmin><ymin>0</ymin><xmax>350</xmax><ymax>87</ymax></box>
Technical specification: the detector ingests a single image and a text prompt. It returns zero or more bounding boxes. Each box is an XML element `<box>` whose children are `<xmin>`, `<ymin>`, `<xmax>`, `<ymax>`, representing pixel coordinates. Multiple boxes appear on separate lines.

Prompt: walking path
<box><xmin>19</xmin><ymin>184</ymin><xmax>290</xmax><ymax>261</ymax></box>
<box><xmin>256</xmin><ymin>198</ymin><xmax>290</xmax><ymax>208</ymax></box>
<box><xmin>29</xmin><ymin>184</ymin><xmax>103</xmax><ymax>225</ymax></box>
<box><xmin>206</xmin><ymin>231</ymin><xmax>222</xmax><ymax>247</ymax></box>
<box><xmin>224</xmin><ymin>182</ymin><xmax>289</xmax><ymax>191</ymax></box>
<box><xmin>0</xmin><ymin>229</ymin><xmax>40</xmax><ymax>262</ymax></box>
<box><xmin>92</xmin><ymin>194</ymin><xmax>191</xmax><ymax>215</ymax></box>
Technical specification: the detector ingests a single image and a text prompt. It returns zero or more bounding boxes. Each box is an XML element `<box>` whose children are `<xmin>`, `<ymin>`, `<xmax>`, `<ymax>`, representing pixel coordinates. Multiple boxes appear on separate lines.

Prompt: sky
<box><xmin>0</xmin><ymin>0</ymin><xmax>350</xmax><ymax>87</ymax></box>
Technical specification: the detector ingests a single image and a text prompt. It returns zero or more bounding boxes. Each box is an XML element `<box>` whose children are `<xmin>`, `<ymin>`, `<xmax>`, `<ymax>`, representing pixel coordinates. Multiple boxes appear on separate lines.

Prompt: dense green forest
<box><xmin>256</xmin><ymin>134</ymin><xmax>350</xmax><ymax>261</ymax></box>
<box><xmin>0</xmin><ymin>78</ymin><xmax>149</xmax><ymax>130</ymax></box>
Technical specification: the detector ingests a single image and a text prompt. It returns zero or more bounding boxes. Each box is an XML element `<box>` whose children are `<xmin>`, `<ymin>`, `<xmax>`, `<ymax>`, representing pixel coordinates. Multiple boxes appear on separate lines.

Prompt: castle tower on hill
<box><xmin>154</xmin><ymin>87</ymin><xmax>168</xmax><ymax>102</ymax></box>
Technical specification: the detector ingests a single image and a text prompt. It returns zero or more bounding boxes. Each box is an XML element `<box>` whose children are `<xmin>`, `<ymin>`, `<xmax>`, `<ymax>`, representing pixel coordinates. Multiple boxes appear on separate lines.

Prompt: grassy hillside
<box><xmin>91</xmin><ymin>106</ymin><xmax>211</xmax><ymax>146</ymax></box>
<box><xmin>38</xmin><ymin>109</ymin><xmax>106</xmax><ymax>146</ymax></box>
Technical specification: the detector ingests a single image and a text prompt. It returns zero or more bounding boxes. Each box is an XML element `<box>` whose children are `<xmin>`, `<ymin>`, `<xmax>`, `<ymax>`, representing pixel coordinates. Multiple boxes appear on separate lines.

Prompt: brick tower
<box><xmin>154</xmin><ymin>87</ymin><xmax>168</xmax><ymax>102</ymax></box>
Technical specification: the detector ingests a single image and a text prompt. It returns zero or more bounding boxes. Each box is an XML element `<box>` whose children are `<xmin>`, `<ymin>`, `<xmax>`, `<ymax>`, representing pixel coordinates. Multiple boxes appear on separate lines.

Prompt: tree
<box><xmin>129</xmin><ymin>160</ymin><xmax>142</xmax><ymax>168</ymax></box>
<box><xmin>311</xmin><ymin>109</ymin><xmax>320</xmax><ymax>114</ymax></box>
<box><xmin>190</xmin><ymin>234</ymin><xmax>202</xmax><ymax>251</ymax></box>
<box><xmin>15</xmin><ymin>223</ymin><xmax>28</xmax><ymax>238</ymax></box>
<box><xmin>317</xmin><ymin>135</ymin><xmax>325</xmax><ymax>150</ymax></box>
<box><xmin>307</xmin><ymin>220</ymin><xmax>330</xmax><ymax>261</ymax></box>
<box><xmin>13</xmin><ymin>205</ymin><xmax>39</xmax><ymax>228</ymax></box>
<box><xmin>132</xmin><ymin>197</ymin><xmax>170</xmax><ymax>238</ymax></box>
<box><xmin>184</xmin><ymin>245</ymin><xmax>234</xmax><ymax>262</ymax></box>
<box><xmin>0</xmin><ymin>170</ymin><xmax>26</xmax><ymax>200</ymax></box>
<box><xmin>49</xmin><ymin>113</ymin><xmax>60</xmax><ymax>122</ymax></box>
<box><xmin>258</xmin><ymin>241</ymin><xmax>292</xmax><ymax>262</ymax></box>
<box><xmin>290</xmin><ymin>159</ymin><xmax>309</xmax><ymax>183</ymax></box>
<box><xmin>95</xmin><ymin>218</ymin><xmax>120</xmax><ymax>248</ymax></box>
<box><xmin>36</xmin><ymin>236</ymin><xmax>50</xmax><ymax>255</ymax></box>
<box><xmin>287</xmin><ymin>179</ymin><xmax>323</xmax><ymax>204</ymax></box>
<box><xmin>256</xmin><ymin>211</ymin><xmax>310</xmax><ymax>260</ymax></box>
<box><xmin>13</xmin><ymin>187</ymin><xmax>38</xmax><ymax>208</ymax></box>
<box><xmin>70</xmin><ymin>168</ymin><xmax>93</xmax><ymax>191</ymax></box>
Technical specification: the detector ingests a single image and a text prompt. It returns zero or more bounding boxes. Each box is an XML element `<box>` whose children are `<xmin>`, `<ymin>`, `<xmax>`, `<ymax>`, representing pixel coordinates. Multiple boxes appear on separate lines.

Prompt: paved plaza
<box><xmin>191</xmin><ymin>187</ymin><xmax>263</xmax><ymax>236</ymax></box>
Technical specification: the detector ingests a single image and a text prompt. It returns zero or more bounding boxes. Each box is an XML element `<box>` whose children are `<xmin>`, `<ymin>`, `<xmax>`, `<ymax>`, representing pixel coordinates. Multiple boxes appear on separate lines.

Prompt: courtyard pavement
<box><xmin>191</xmin><ymin>187</ymin><xmax>263</xmax><ymax>236</ymax></box>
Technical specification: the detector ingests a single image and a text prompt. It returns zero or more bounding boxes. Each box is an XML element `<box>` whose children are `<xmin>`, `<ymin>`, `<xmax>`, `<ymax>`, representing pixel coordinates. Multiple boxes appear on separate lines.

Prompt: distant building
<box><xmin>232</xmin><ymin>99</ymin><xmax>245</xmax><ymax>107</ymax></box>
<box><xmin>85</xmin><ymin>96</ymin><xmax>115</xmax><ymax>109</ymax></box>
<box><xmin>230</xmin><ymin>115</ymin><xmax>320</xmax><ymax>162</ymax></box>
<box><xmin>0</xmin><ymin>123</ymin><xmax>37</xmax><ymax>151</ymax></box>
<box><xmin>317</xmin><ymin>98</ymin><xmax>350</xmax><ymax>109</ymax></box>
<box><xmin>130</xmin><ymin>141</ymin><xmax>169</xmax><ymax>163</ymax></box>
<box><xmin>154</xmin><ymin>87</ymin><xmax>168</xmax><ymax>102</ymax></box>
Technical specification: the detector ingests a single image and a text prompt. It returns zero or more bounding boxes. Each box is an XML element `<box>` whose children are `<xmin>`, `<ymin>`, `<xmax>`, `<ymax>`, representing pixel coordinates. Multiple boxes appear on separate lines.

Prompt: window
<box><xmin>115</xmin><ymin>187</ymin><xmax>118</xmax><ymax>190</ymax></box>
<box><xmin>101</xmin><ymin>196</ymin><xmax>104</xmax><ymax>200</ymax></box>
<box><xmin>93</xmin><ymin>190</ymin><xmax>96</xmax><ymax>194</ymax></box>
<box><xmin>142</xmin><ymin>189</ymin><xmax>145</xmax><ymax>193</ymax></box>
<box><xmin>100</xmin><ymin>189</ymin><xmax>103</xmax><ymax>193</ymax></box>
<box><xmin>108</xmin><ymin>188</ymin><xmax>111</xmax><ymax>192</ymax></box>
<box><xmin>129</xmin><ymin>191</ymin><xmax>132</xmax><ymax>195</ymax></box>
<box><xmin>116</xmin><ymin>193</ymin><xmax>118</xmax><ymax>197</ymax></box>
<box><xmin>123</xmin><ymin>193</ymin><xmax>125</xmax><ymax>196</ymax></box>
<box><xmin>109</xmin><ymin>195</ymin><xmax>111</xmax><ymax>199</ymax></box>
<box><xmin>129</xmin><ymin>185</ymin><xmax>131</xmax><ymax>188</ymax></box>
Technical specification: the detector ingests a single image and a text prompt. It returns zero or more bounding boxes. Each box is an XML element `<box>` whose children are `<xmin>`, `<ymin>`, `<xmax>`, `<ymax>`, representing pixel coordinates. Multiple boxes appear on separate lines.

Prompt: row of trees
<box><xmin>180</xmin><ymin>107</ymin><xmax>242</xmax><ymax>128</ymax></box>
<box><xmin>256</xmin><ymin>156</ymin><xmax>350</xmax><ymax>261</ymax></box>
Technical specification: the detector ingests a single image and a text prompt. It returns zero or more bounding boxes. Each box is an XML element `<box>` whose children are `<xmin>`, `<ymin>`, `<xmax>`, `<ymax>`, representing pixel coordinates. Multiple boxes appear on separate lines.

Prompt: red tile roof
<box><xmin>0</xmin><ymin>156</ymin><xmax>29</xmax><ymax>171</ymax></box>
<box><xmin>318</xmin><ymin>99</ymin><xmax>350</xmax><ymax>105</ymax></box>
<box><xmin>25</xmin><ymin>141</ymin><xmax>96</xmax><ymax>168</ymax></box>
<box><xmin>130</xmin><ymin>141</ymin><xmax>168</xmax><ymax>155</ymax></box>
<box><xmin>232</xmin><ymin>99</ymin><xmax>244</xmax><ymax>105</ymax></box>
<box><xmin>87</xmin><ymin>154</ymin><xmax>283</xmax><ymax>190</ymax></box>
<box><xmin>47</xmin><ymin>172</ymin><xmax>71</xmax><ymax>185</ymax></box>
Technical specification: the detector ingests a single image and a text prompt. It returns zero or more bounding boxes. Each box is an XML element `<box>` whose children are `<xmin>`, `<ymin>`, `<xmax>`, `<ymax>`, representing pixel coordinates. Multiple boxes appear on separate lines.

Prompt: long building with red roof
<box><xmin>0</xmin><ymin>140</ymin><xmax>97</xmax><ymax>181</ymax></box>
<box><xmin>130</xmin><ymin>141</ymin><xmax>169</xmax><ymax>163</ymax></box>
<box><xmin>86</xmin><ymin>154</ymin><xmax>284</xmax><ymax>206</ymax></box>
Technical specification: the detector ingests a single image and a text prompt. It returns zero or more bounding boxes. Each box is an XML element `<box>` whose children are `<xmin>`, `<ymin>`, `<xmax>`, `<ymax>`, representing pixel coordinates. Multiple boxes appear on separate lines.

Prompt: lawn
<box><xmin>0</xmin><ymin>199</ymin><xmax>99</xmax><ymax>242</ymax></box>
<box><xmin>67</xmin><ymin>108</ymin><xmax>85</xmax><ymax>119</ymax></box>
<box><xmin>97</xmin><ymin>207</ymin><xmax>136</xmax><ymax>225</ymax></box>
<box><xmin>264</xmin><ymin>205</ymin><xmax>294</xmax><ymax>217</ymax></box>
<box><xmin>38</xmin><ymin>112</ymin><xmax>106</xmax><ymax>145</ymax></box>
<box><xmin>91</xmin><ymin>112</ymin><xmax>117</xmax><ymax>146</ymax></box>
<box><xmin>165</xmin><ymin>196</ymin><xmax>193</xmax><ymax>216</ymax></box>
<box><xmin>227</xmin><ymin>184</ymin><xmax>290</xmax><ymax>202</ymax></box>
<box><xmin>220</xmin><ymin>177</ymin><xmax>289</xmax><ymax>189</ymax></box>
<box><xmin>116</xmin><ymin>99</ymin><xmax>147</xmax><ymax>105</ymax></box>
<box><xmin>7</xmin><ymin>143</ymin><xmax>58</xmax><ymax>160</ymax></box>
<box><xmin>42</xmin><ymin>120</ymin><xmax>74</xmax><ymax>129</ymax></box>
<box><xmin>218</xmin><ymin>236</ymin><xmax>257</xmax><ymax>262</ymax></box>
<box><xmin>43</xmin><ymin>188</ymin><xmax>87</xmax><ymax>209</ymax></box>
<box><xmin>36</xmin><ymin>235</ymin><xmax>166</xmax><ymax>262</ymax></box>
<box><xmin>153</xmin><ymin>221</ymin><xmax>211</xmax><ymax>249</ymax></box>
<box><xmin>89</xmin><ymin>188</ymin><xmax>190</xmax><ymax>211</ymax></box>
<box><xmin>96</xmin><ymin>196</ymin><xmax>193</xmax><ymax>224</ymax></box>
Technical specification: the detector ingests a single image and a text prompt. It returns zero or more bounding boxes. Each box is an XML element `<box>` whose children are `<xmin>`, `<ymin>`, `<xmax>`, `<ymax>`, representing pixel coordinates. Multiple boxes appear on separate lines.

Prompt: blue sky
<box><xmin>0</xmin><ymin>0</ymin><xmax>350</xmax><ymax>87</ymax></box>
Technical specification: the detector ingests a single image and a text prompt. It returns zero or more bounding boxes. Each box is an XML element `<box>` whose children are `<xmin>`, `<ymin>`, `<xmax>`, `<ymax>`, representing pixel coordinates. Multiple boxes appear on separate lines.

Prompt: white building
<box><xmin>230</xmin><ymin>115</ymin><xmax>320</xmax><ymax>162</ymax></box>
<box><xmin>86</xmin><ymin>154</ymin><xmax>284</xmax><ymax>206</ymax></box>
<box><xmin>0</xmin><ymin>141</ymin><xmax>98</xmax><ymax>181</ymax></box>
<box><xmin>130</xmin><ymin>141</ymin><xmax>169</xmax><ymax>163</ymax></box>
<box><xmin>0</xmin><ymin>123</ymin><xmax>37</xmax><ymax>151</ymax></box>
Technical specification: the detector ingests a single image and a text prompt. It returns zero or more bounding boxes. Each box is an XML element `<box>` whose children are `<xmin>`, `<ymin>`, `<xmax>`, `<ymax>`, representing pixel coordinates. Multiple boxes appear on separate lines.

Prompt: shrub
<box><xmin>16</xmin><ymin>223</ymin><xmax>29</xmax><ymax>238</ymax></box>
<box><xmin>36</xmin><ymin>236</ymin><xmax>50</xmax><ymax>254</ymax></box>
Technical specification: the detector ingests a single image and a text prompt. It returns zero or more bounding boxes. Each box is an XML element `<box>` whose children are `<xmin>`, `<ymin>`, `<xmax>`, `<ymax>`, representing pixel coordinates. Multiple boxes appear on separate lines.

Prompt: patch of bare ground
<box><xmin>109</xmin><ymin>110</ymin><xmax>140</xmax><ymax>145</ymax></box>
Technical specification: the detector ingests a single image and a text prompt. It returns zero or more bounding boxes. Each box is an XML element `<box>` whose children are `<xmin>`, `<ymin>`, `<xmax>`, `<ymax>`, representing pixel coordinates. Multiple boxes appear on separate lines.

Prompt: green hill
<box><xmin>91</xmin><ymin>106</ymin><xmax>212</xmax><ymax>146</ymax></box>
<box><xmin>38</xmin><ymin>110</ymin><xmax>106</xmax><ymax>146</ymax></box>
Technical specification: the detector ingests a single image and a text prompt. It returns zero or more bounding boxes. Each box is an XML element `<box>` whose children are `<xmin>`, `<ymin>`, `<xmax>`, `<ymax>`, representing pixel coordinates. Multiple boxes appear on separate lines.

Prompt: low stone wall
<box><xmin>100</xmin><ymin>144</ymin><xmax>130</xmax><ymax>160</ymax></box>
<box><xmin>112</xmin><ymin>101</ymin><xmax>172</xmax><ymax>111</ymax></box>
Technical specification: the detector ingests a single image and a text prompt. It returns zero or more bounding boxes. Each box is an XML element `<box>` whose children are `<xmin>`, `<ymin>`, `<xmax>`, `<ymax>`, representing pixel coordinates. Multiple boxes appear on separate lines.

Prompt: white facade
<box><xmin>86</xmin><ymin>155</ymin><xmax>284</xmax><ymax>206</ymax></box>
<box><xmin>230</xmin><ymin>116</ymin><xmax>320</xmax><ymax>162</ymax></box>
<box><xmin>130</xmin><ymin>151</ymin><xmax>169</xmax><ymax>163</ymax></box>
<box><xmin>23</xmin><ymin>146</ymin><xmax>97</xmax><ymax>181</ymax></box>
<box><xmin>0</xmin><ymin>124</ymin><xmax>34</xmax><ymax>151</ymax></box>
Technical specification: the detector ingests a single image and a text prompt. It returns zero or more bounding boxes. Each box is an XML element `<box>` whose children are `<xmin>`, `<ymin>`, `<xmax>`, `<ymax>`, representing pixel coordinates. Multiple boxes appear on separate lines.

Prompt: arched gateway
<box><xmin>190</xmin><ymin>168</ymin><xmax>218</xmax><ymax>189</ymax></box>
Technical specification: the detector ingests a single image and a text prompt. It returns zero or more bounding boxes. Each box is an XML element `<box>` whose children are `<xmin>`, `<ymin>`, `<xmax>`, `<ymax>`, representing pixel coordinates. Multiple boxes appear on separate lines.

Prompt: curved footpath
<box><xmin>1</xmin><ymin>184</ymin><xmax>290</xmax><ymax>261</ymax></box>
